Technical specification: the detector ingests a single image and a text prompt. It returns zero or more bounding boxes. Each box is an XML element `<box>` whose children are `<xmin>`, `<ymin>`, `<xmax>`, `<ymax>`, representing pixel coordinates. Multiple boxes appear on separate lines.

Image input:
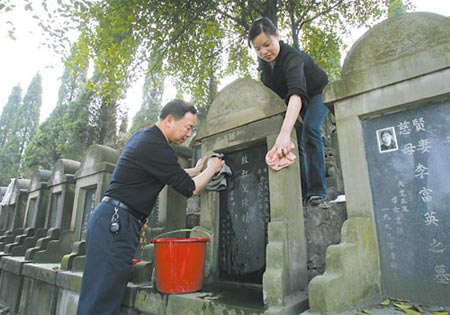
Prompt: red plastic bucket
<box><xmin>150</xmin><ymin>237</ymin><xmax>209</xmax><ymax>294</ymax></box>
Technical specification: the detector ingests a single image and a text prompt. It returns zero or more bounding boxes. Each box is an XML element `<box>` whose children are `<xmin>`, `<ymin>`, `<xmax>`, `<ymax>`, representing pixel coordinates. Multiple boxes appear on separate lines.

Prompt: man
<box><xmin>77</xmin><ymin>99</ymin><xmax>223</xmax><ymax>315</ymax></box>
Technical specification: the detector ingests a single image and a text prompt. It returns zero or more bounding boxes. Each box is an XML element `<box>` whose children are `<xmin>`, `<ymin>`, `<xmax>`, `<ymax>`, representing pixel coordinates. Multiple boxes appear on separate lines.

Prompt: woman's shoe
<box><xmin>308</xmin><ymin>196</ymin><xmax>327</xmax><ymax>206</ymax></box>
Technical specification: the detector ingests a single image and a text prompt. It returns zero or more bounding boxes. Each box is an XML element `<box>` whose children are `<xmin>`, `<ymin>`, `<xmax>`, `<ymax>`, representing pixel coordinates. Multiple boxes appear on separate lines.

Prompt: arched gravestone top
<box><xmin>29</xmin><ymin>169</ymin><xmax>52</xmax><ymax>191</ymax></box>
<box><xmin>325</xmin><ymin>12</ymin><xmax>450</xmax><ymax>103</ymax></box>
<box><xmin>197</xmin><ymin>78</ymin><xmax>286</xmax><ymax>139</ymax></box>
<box><xmin>0</xmin><ymin>178</ymin><xmax>31</xmax><ymax>206</ymax></box>
<box><xmin>75</xmin><ymin>144</ymin><xmax>119</xmax><ymax>178</ymax></box>
<box><xmin>48</xmin><ymin>159</ymin><xmax>81</xmax><ymax>186</ymax></box>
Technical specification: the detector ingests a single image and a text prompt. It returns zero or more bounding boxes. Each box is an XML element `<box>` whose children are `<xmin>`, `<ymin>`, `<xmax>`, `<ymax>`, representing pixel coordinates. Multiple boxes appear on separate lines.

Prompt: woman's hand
<box><xmin>275</xmin><ymin>131</ymin><xmax>294</xmax><ymax>157</ymax></box>
<box><xmin>266</xmin><ymin>141</ymin><xmax>297</xmax><ymax>171</ymax></box>
<box><xmin>276</xmin><ymin>94</ymin><xmax>302</xmax><ymax>157</ymax></box>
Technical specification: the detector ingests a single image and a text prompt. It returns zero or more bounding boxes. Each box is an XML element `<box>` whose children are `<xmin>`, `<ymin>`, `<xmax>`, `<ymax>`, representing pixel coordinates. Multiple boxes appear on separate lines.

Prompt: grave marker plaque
<box><xmin>80</xmin><ymin>188</ymin><xmax>97</xmax><ymax>240</ymax></box>
<box><xmin>48</xmin><ymin>193</ymin><xmax>62</xmax><ymax>228</ymax></box>
<box><xmin>219</xmin><ymin>143</ymin><xmax>270</xmax><ymax>283</ymax></box>
<box><xmin>363</xmin><ymin>100</ymin><xmax>450</xmax><ymax>305</ymax></box>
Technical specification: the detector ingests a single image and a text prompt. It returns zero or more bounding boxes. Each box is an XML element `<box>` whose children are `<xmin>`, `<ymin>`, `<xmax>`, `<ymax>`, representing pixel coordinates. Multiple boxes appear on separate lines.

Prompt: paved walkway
<box><xmin>302</xmin><ymin>298</ymin><xmax>449</xmax><ymax>315</ymax></box>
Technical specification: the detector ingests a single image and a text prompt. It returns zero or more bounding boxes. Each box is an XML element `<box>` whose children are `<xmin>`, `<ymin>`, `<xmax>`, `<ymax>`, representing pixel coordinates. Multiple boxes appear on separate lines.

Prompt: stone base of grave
<box><xmin>134</xmin><ymin>283</ymin><xmax>309</xmax><ymax>315</ymax></box>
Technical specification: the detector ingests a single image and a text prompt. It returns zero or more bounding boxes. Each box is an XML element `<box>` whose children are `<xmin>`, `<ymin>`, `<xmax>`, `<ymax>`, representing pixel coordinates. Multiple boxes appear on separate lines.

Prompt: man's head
<box><xmin>157</xmin><ymin>99</ymin><xmax>197</xmax><ymax>144</ymax></box>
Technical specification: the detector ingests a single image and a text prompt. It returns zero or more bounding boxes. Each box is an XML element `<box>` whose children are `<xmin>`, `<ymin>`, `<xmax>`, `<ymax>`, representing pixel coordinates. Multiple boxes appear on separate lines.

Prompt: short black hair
<box><xmin>248</xmin><ymin>17</ymin><xmax>278</xmax><ymax>48</ymax></box>
<box><xmin>159</xmin><ymin>99</ymin><xmax>197</xmax><ymax>120</ymax></box>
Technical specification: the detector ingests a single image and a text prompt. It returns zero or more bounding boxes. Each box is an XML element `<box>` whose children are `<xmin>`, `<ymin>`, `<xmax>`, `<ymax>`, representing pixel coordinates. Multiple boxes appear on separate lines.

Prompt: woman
<box><xmin>380</xmin><ymin>129</ymin><xmax>396</xmax><ymax>151</ymax></box>
<box><xmin>248</xmin><ymin>17</ymin><xmax>329</xmax><ymax>206</ymax></box>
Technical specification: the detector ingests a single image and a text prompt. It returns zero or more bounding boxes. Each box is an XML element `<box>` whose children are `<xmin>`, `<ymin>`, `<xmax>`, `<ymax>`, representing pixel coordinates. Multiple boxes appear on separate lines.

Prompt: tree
<box><xmin>24</xmin><ymin>70</ymin><xmax>124</xmax><ymax>169</ymax></box>
<box><xmin>23</xmin><ymin>48</ymin><xmax>89</xmax><ymax>171</ymax></box>
<box><xmin>17</xmin><ymin>73</ymin><xmax>42</xmax><ymax>163</ymax></box>
<box><xmin>23</xmin><ymin>105</ymin><xmax>65</xmax><ymax>171</ymax></box>
<box><xmin>129</xmin><ymin>57</ymin><xmax>165</xmax><ymax>134</ymax></box>
<box><xmin>0</xmin><ymin>85</ymin><xmax>22</xmax><ymax>147</ymax></box>
<box><xmin>0</xmin><ymin>73</ymin><xmax>42</xmax><ymax>183</ymax></box>
<box><xmin>388</xmin><ymin>0</ymin><xmax>408</xmax><ymax>17</ymax></box>
<box><xmin>36</xmin><ymin>0</ymin><xmax>415</xmax><ymax>112</ymax></box>
<box><xmin>0</xmin><ymin>0</ymin><xmax>17</xmax><ymax>40</ymax></box>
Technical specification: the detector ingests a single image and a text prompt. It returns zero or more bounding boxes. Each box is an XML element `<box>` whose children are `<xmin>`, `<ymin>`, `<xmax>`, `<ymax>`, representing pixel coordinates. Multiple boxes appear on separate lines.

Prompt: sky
<box><xmin>0</xmin><ymin>0</ymin><xmax>449</xmax><ymax>124</ymax></box>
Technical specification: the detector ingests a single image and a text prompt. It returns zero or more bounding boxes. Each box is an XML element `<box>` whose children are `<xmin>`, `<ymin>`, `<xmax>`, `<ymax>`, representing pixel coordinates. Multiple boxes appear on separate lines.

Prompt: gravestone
<box><xmin>0</xmin><ymin>187</ymin><xmax>7</xmax><ymax>233</ymax></box>
<box><xmin>218</xmin><ymin>143</ymin><xmax>270</xmax><ymax>284</ymax></box>
<box><xmin>135</xmin><ymin>78</ymin><xmax>309</xmax><ymax>315</ymax></box>
<box><xmin>18</xmin><ymin>145</ymin><xmax>118</xmax><ymax>315</ymax></box>
<box><xmin>0</xmin><ymin>189</ymin><xmax>9</xmax><ymax>235</ymax></box>
<box><xmin>0</xmin><ymin>178</ymin><xmax>30</xmax><ymax>313</ymax></box>
<box><xmin>45</xmin><ymin>159</ymin><xmax>81</xmax><ymax>231</ymax></box>
<box><xmin>0</xmin><ymin>161</ymin><xmax>79</xmax><ymax>315</ymax></box>
<box><xmin>362</xmin><ymin>100</ymin><xmax>450</xmax><ymax>304</ymax></box>
<box><xmin>308</xmin><ymin>12</ymin><xmax>450</xmax><ymax>313</ymax></box>
<box><xmin>0</xmin><ymin>178</ymin><xmax>31</xmax><ymax>251</ymax></box>
<box><xmin>3</xmin><ymin>170</ymin><xmax>51</xmax><ymax>256</ymax></box>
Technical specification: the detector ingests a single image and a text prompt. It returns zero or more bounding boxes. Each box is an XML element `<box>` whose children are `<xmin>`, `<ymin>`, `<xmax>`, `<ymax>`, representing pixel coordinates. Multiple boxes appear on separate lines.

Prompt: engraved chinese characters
<box><xmin>219</xmin><ymin>144</ymin><xmax>270</xmax><ymax>283</ymax></box>
<box><xmin>363</xmin><ymin>100</ymin><xmax>450</xmax><ymax>305</ymax></box>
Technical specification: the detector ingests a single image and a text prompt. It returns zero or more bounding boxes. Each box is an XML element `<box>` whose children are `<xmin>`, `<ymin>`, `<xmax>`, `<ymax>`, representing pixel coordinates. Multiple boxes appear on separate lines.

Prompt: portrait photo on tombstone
<box><xmin>377</xmin><ymin>127</ymin><xmax>398</xmax><ymax>153</ymax></box>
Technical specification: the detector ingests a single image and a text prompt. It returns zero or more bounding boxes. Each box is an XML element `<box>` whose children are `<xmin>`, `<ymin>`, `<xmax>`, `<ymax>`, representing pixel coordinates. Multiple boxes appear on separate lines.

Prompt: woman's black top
<box><xmin>258</xmin><ymin>41</ymin><xmax>328</xmax><ymax>106</ymax></box>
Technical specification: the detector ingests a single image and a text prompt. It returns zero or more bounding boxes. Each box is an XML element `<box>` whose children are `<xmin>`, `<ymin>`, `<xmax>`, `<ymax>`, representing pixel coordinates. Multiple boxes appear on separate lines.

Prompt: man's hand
<box><xmin>192</xmin><ymin>156</ymin><xmax>225</xmax><ymax>195</ymax></box>
<box><xmin>194</xmin><ymin>155</ymin><xmax>207</xmax><ymax>172</ymax></box>
<box><xmin>185</xmin><ymin>155</ymin><xmax>208</xmax><ymax>177</ymax></box>
<box><xmin>207</xmin><ymin>156</ymin><xmax>224</xmax><ymax>174</ymax></box>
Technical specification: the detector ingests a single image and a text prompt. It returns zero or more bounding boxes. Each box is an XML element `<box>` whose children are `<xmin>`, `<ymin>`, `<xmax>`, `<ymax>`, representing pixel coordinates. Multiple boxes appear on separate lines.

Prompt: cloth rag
<box><xmin>265</xmin><ymin>141</ymin><xmax>297</xmax><ymax>171</ymax></box>
<box><xmin>206</xmin><ymin>153</ymin><xmax>232</xmax><ymax>191</ymax></box>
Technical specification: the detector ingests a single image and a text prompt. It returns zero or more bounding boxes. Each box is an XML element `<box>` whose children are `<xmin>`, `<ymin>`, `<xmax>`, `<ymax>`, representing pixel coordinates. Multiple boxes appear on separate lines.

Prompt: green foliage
<box><xmin>129</xmin><ymin>66</ymin><xmax>164</xmax><ymax>134</ymax></box>
<box><xmin>0</xmin><ymin>0</ymin><xmax>17</xmax><ymax>40</ymax></box>
<box><xmin>34</xmin><ymin>0</ymin><xmax>397</xmax><ymax>112</ymax></box>
<box><xmin>300</xmin><ymin>26</ymin><xmax>342</xmax><ymax>82</ymax></box>
<box><xmin>23</xmin><ymin>51</ymin><xmax>89</xmax><ymax>172</ymax></box>
<box><xmin>0</xmin><ymin>85</ymin><xmax>22</xmax><ymax>147</ymax></box>
<box><xmin>18</xmin><ymin>73</ymin><xmax>42</xmax><ymax>155</ymax></box>
<box><xmin>388</xmin><ymin>0</ymin><xmax>409</xmax><ymax>17</ymax></box>
<box><xmin>0</xmin><ymin>73</ymin><xmax>42</xmax><ymax>184</ymax></box>
<box><xmin>24</xmin><ymin>73</ymin><xmax>123</xmax><ymax>171</ymax></box>
<box><xmin>23</xmin><ymin>105</ymin><xmax>65</xmax><ymax>171</ymax></box>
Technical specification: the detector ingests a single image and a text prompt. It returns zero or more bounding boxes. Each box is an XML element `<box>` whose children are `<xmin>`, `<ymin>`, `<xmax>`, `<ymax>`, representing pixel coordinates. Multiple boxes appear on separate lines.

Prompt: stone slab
<box><xmin>21</xmin><ymin>263</ymin><xmax>59</xmax><ymax>284</ymax></box>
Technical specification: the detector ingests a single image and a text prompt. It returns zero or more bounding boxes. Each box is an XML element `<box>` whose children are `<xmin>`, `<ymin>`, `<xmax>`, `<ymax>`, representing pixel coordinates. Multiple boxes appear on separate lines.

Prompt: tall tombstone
<box><xmin>18</xmin><ymin>145</ymin><xmax>119</xmax><ymax>315</ymax></box>
<box><xmin>3</xmin><ymin>170</ymin><xmax>52</xmax><ymax>255</ymax></box>
<box><xmin>23</xmin><ymin>160</ymin><xmax>80</xmax><ymax>262</ymax></box>
<box><xmin>0</xmin><ymin>179</ymin><xmax>30</xmax><ymax>313</ymax></box>
<box><xmin>0</xmin><ymin>187</ymin><xmax>9</xmax><ymax>235</ymax></box>
<box><xmin>0</xmin><ymin>160</ymin><xmax>79</xmax><ymax>314</ymax></box>
<box><xmin>24</xmin><ymin>170</ymin><xmax>52</xmax><ymax>228</ymax></box>
<box><xmin>45</xmin><ymin>159</ymin><xmax>81</xmax><ymax>231</ymax></box>
<box><xmin>71</xmin><ymin>144</ymin><xmax>119</xmax><ymax>242</ymax></box>
<box><xmin>0</xmin><ymin>178</ymin><xmax>31</xmax><ymax>251</ymax></box>
<box><xmin>308</xmin><ymin>12</ymin><xmax>450</xmax><ymax>313</ymax></box>
<box><xmin>195</xmin><ymin>78</ymin><xmax>309</xmax><ymax>314</ymax></box>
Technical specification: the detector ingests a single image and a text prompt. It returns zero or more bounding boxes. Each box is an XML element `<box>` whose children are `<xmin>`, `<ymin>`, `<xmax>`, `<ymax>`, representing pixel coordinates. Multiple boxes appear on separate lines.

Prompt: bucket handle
<box><xmin>153</xmin><ymin>226</ymin><xmax>211</xmax><ymax>239</ymax></box>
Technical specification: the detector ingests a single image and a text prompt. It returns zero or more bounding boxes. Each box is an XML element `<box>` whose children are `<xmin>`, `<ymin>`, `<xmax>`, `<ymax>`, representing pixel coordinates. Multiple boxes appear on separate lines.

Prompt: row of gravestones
<box><xmin>0</xmin><ymin>143</ymin><xmax>193</xmax><ymax>315</ymax></box>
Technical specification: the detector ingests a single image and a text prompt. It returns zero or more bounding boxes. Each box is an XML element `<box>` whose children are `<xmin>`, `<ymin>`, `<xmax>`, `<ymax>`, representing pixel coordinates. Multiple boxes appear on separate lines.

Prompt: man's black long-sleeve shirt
<box><xmin>104</xmin><ymin>125</ymin><xmax>195</xmax><ymax>216</ymax></box>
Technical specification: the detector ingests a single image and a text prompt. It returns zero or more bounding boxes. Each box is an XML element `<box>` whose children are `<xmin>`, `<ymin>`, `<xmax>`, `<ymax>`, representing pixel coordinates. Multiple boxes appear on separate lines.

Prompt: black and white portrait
<box><xmin>377</xmin><ymin>127</ymin><xmax>398</xmax><ymax>153</ymax></box>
